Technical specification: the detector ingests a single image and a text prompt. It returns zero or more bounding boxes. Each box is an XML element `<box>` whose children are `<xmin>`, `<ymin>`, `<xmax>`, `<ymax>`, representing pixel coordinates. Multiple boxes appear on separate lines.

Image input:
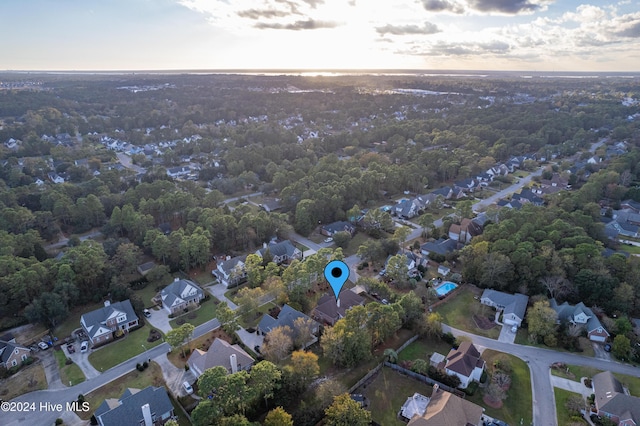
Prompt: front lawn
<box><xmin>78</xmin><ymin>362</ymin><xmax>166</xmax><ymax>420</ymax></box>
<box><xmin>88</xmin><ymin>324</ymin><xmax>163</xmax><ymax>372</ymax></box>
<box><xmin>360</xmin><ymin>367</ymin><xmax>434</xmax><ymax>426</ymax></box>
<box><xmin>467</xmin><ymin>349</ymin><xmax>532</xmax><ymax>426</ymax></box>
<box><xmin>0</xmin><ymin>362</ymin><xmax>47</xmax><ymax>401</ymax></box>
<box><xmin>54</xmin><ymin>348</ymin><xmax>86</xmax><ymax>386</ymax></box>
<box><xmin>169</xmin><ymin>298</ymin><xmax>219</xmax><ymax>329</ymax></box>
<box><xmin>551</xmin><ymin>364</ymin><xmax>640</xmax><ymax>395</ymax></box>
<box><xmin>555</xmin><ymin>388</ymin><xmax>587</xmax><ymax>425</ymax></box>
<box><xmin>434</xmin><ymin>286</ymin><xmax>500</xmax><ymax>339</ymax></box>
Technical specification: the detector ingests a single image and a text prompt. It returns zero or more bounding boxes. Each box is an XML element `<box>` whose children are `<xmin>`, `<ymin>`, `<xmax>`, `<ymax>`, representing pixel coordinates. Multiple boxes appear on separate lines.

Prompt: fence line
<box><xmin>396</xmin><ymin>334</ymin><xmax>419</xmax><ymax>353</ymax></box>
<box><xmin>348</xmin><ymin>363</ymin><xmax>383</xmax><ymax>393</ymax></box>
<box><xmin>383</xmin><ymin>362</ymin><xmax>466</xmax><ymax>398</ymax></box>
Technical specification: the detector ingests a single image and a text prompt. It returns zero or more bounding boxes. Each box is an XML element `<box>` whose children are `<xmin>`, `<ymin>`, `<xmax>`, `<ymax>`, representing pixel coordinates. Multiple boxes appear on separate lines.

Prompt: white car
<box><xmin>324</xmin><ymin>237</ymin><xmax>333</xmax><ymax>243</ymax></box>
<box><xmin>80</xmin><ymin>341</ymin><xmax>89</xmax><ymax>353</ymax></box>
<box><xmin>182</xmin><ymin>381</ymin><xmax>194</xmax><ymax>394</ymax></box>
<box><xmin>37</xmin><ymin>341</ymin><xmax>49</xmax><ymax>350</ymax></box>
<box><xmin>143</xmin><ymin>309</ymin><xmax>151</xmax><ymax>318</ymax></box>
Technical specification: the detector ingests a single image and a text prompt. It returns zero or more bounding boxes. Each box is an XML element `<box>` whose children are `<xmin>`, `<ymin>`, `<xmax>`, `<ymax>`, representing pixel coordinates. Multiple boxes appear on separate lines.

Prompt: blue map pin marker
<box><xmin>324</xmin><ymin>260</ymin><xmax>350</xmax><ymax>301</ymax></box>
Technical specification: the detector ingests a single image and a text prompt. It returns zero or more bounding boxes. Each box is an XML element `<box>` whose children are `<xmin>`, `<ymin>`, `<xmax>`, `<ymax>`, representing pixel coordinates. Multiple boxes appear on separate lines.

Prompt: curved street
<box><xmin>443</xmin><ymin>324</ymin><xmax>640</xmax><ymax>426</ymax></box>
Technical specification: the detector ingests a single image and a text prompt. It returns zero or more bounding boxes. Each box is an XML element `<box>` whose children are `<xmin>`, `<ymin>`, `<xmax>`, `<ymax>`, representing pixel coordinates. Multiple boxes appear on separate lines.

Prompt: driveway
<box><xmin>154</xmin><ymin>353</ymin><xmax>197</xmax><ymax>397</ymax></box>
<box><xmin>550</xmin><ymin>374</ymin><xmax>593</xmax><ymax>399</ymax></box>
<box><xmin>236</xmin><ymin>328</ymin><xmax>264</xmax><ymax>352</ymax></box>
<box><xmin>206</xmin><ymin>283</ymin><xmax>238</xmax><ymax>310</ymax></box>
<box><xmin>497</xmin><ymin>324</ymin><xmax>516</xmax><ymax>344</ymax></box>
<box><xmin>65</xmin><ymin>344</ymin><xmax>101</xmax><ymax>379</ymax></box>
<box><xmin>145</xmin><ymin>308</ymin><xmax>173</xmax><ymax>333</ymax></box>
<box><xmin>39</xmin><ymin>349</ymin><xmax>64</xmax><ymax>389</ymax></box>
<box><xmin>592</xmin><ymin>343</ymin><xmax>612</xmax><ymax>361</ymax></box>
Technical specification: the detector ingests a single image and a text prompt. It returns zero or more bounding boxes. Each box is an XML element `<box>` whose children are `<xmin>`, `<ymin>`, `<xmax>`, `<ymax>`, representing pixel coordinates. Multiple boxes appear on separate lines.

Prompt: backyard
<box><xmin>434</xmin><ymin>285</ymin><xmax>501</xmax><ymax>339</ymax></box>
<box><xmin>88</xmin><ymin>324</ymin><xmax>164</xmax><ymax>371</ymax></box>
<box><xmin>554</xmin><ymin>388</ymin><xmax>587</xmax><ymax>425</ymax></box>
<box><xmin>467</xmin><ymin>349</ymin><xmax>532</xmax><ymax>426</ymax></box>
<box><xmin>0</xmin><ymin>362</ymin><xmax>47</xmax><ymax>401</ymax></box>
<box><xmin>359</xmin><ymin>366</ymin><xmax>434</xmax><ymax>426</ymax></box>
<box><xmin>397</xmin><ymin>335</ymin><xmax>457</xmax><ymax>363</ymax></box>
<box><xmin>54</xmin><ymin>348</ymin><xmax>85</xmax><ymax>386</ymax></box>
<box><xmin>54</xmin><ymin>301</ymin><xmax>106</xmax><ymax>340</ymax></box>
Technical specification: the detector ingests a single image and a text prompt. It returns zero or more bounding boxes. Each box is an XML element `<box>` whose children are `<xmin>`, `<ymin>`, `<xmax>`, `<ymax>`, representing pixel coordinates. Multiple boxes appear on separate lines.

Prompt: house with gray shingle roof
<box><xmin>257</xmin><ymin>304</ymin><xmax>318</xmax><ymax>337</ymax></box>
<box><xmin>256</xmin><ymin>240</ymin><xmax>301</xmax><ymax>265</ymax></box>
<box><xmin>80</xmin><ymin>300</ymin><xmax>139</xmax><ymax>346</ymax></box>
<box><xmin>93</xmin><ymin>385</ymin><xmax>174</xmax><ymax>426</ymax></box>
<box><xmin>321</xmin><ymin>221</ymin><xmax>356</xmax><ymax>237</ymax></box>
<box><xmin>480</xmin><ymin>289</ymin><xmax>529</xmax><ymax>328</ymax></box>
<box><xmin>160</xmin><ymin>278</ymin><xmax>205</xmax><ymax>315</ymax></box>
<box><xmin>213</xmin><ymin>255</ymin><xmax>247</xmax><ymax>288</ymax></box>
<box><xmin>187</xmin><ymin>338</ymin><xmax>254</xmax><ymax>378</ymax></box>
<box><xmin>0</xmin><ymin>339</ymin><xmax>31</xmax><ymax>370</ymax></box>
<box><xmin>550</xmin><ymin>298</ymin><xmax>610</xmax><ymax>342</ymax></box>
<box><xmin>420</xmin><ymin>238</ymin><xmax>460</xmax><ymax>257</ymax></box>
<box><xmin>593</xmin><ymin>371</ymin><xmax>640</xmax><ymax>425</ymax></box>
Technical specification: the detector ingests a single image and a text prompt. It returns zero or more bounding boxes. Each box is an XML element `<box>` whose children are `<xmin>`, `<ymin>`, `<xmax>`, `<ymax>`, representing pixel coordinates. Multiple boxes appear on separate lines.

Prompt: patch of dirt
<box><xmin>473</xmin><ymin>315</ymin><xmax>497</xmax><ymax>330</ymax></box>
<box><xmin>483</xmin><ymin>394</ymin><xmax>503</xmax><ymax>408</ymax></box>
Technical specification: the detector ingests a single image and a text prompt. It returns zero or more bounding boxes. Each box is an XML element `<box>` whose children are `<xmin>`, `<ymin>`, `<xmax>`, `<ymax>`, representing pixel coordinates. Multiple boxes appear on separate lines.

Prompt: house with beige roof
<box><xmin>403</xmin><ymin>384</ymin><xmax>483</xmax><ymax>426</ymax></box>
<box><xmin>187</xmin><ymin>338</ymin><xmax>254</xmax><ymax>378</ymax></box>
<box><xmin>593</xmin><ymin>371</ymin><xmax>640</xmax><ymax>425</ymax></box>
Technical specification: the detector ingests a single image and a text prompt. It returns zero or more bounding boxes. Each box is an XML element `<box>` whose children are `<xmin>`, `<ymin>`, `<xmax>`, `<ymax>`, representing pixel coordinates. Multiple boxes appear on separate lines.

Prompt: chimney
<box><xmin>174</xmin><ymin>277</ymin><xmax>179</xmax><ymax>282</ymax></box>
<box><xmin>433</xmin><ymin>384</ymin><xmax>439</xmax><ymax>394</ymax></box>
<box><xmin>104</xmin><ymin>300</ymin><xmax>110</xmax><ymax>307</ymax></box>
<box><xmin>263</xmin><ymin>242</ymin><xmax>267</xmax><ymax>249</ymax></box>
<box><xmin>230</xmin><ymin>353</ymin><xmax>238</xmax><ymax>373</ymax></box>
<box><xmin>141</xmin><ymin>403</ymin><xmax>152</xmax><ymax>426</ymax></box>
<box><xmin>336</xmin><ymin>298</ymin><xmax>341</xmax><ymax>308</ymax></box>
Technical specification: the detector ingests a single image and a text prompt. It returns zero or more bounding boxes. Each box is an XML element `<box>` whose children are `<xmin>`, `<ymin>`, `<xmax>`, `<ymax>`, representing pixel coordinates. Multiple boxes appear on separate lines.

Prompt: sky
<box><xmin>1</xmin><ymin>0</ymin><xmax>640</xmax><ymax>71</ymax></box>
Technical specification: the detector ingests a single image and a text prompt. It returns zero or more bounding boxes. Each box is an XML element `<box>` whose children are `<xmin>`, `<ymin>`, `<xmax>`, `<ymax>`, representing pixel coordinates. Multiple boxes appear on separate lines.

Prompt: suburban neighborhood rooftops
<box><xmin>80</xmin><ymin>300</ymin><xmax>138</xmax><ymax>340</ymax></box>
<box><xmin>94</xmin><ymin>386</ymin><xmax>173</xmax><ymax>426</ymax></box>
<box><xmin>445</xmin><ymin>342</ymin><xmax>484</xmax><ymax>377</ymax></box>
<box><xmin>258</xmin><ymin>304</ymin><xmax>316</xmax><ymax>335</ymax></box>
<box><xmin>160</xmin><ymin>278</ymin><xmax>204</xmax><ymax>310</ymax></box>
<box><xmin>188</xmin><ymin>338</ymin><xmax>254</xmax><ymax>375</ymax></box>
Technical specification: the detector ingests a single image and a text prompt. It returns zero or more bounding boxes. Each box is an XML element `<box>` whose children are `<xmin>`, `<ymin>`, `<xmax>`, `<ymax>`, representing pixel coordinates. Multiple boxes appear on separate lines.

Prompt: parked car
<box><xmin>143</xmin><ymin>309</ymin><xmax>151</xmax><ymax>318</ymax></box>
<box><xmin>67</xmin><ymin>344</ymin><xmax>75</xmax><ymax>353</ymax></box>
<box><xmin>604</xmin><ymin>344</ymin><xmax>612</xmax><ymax>352</ymax></box>
<box><xmin>324</xmin><ymin>237</ymin><xmax>333</xmax><ymax>243</ymax></box>
<box><xmin>381</xmin><ymin>299</ymin><xmax>389</xmax><ymax>305</ymax></box>
<box><xmin>37</xmin><ymin>341</ymin><xmax>49</xmax><ymax>350</ymax></box>
<box><xmin>182</xmin><ymin>381</ymin><xmax>194</xmax><ymax>394</ymax></box>
<box><xmin>511</xmin><ymin>325</ymin><xmax>517</xmax><ymax>333</ymax></box>
<box><xmin>80</xmin><ymin>341</ymin><xmax>89</xmax><ymax>353</ymax></box>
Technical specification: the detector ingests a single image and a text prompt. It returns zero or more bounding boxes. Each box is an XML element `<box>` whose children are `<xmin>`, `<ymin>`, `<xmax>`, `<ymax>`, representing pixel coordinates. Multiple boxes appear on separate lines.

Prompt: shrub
<box><xmin>142</xmin><ymin>361</ymin><xmax>149</xmax><ymax>369</ymax></box>
<box><xmin>136</xmin><ymin>363</ymin><xmax>144</xmax><ymax>372</ymax></box>
<box><xmin>441</xmin><ymin>332</ymin><xmax>457</xmax><ymax>346</ymax></box>
<box><xmin>463</xmin><ymin>381</ymin><xmax>479</xmax><ymax>395</ymax></box>
<box><xmin>184</xmin><ymin>364</ymin><xmax>190</xmax><ymax>371</ymax></box>
<box><xmin>77</xmin><ymin>394</ymin><xmax>85</xmax><ymax>403</ymax></box>
<box><xmin>55</xmin><ymin>419</ymin><xmax>63</xmax><ymax>425</ymax></box>
<box><xmin>362</xmin><ymin>261</ymin><xmax>369</xmax><ymax>268</ymax></box>
<box><xmin>65</xmin><ymin>358</ymin><xmax>73</xmax><ymax>366</ymax></box>
<box><xmin>90</xmin><ymin>415</ymin><xmax>98</xmax><ymax>425</ymax></box>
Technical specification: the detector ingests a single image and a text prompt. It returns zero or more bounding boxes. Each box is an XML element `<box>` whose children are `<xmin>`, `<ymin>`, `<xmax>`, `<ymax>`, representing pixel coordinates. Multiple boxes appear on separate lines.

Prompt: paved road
<box><xmin>116</xmin><ymin>152</ymin><xmax>146</xmax><ymax>174</ymax></box>
<box><xmin>472</xmin><ymin>167</ymin><xmax>545</xmax><ymax>213</ymax></box>
<box><xmin>442</xmin><ymin>324</ymin><xmax>640</xmax><ymax>426</ymax></box>
<box><xmin>0</xmin><ymin>343</ymin><xmax>171</xmax><ymax>426</ymax></box>
<box><xmin>222</xmin><ymin>192</ymin><xmax>263</xmax><ymax>205</ymax></box>
<box><xmin>44</xmin><ymin>230</ymin><xmax>103</xmax><ymax>251</ymax></box>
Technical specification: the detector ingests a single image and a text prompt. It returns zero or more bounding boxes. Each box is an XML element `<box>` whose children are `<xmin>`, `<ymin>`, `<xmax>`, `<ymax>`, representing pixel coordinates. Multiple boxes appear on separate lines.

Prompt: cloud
<box><xmin>237</xmin><ymin>8</ymin><xmax>293</xmax><ymax>20</ymax></box>
<box><xmin>616</xmin><ymin>21</ymin><xmax>640</xmax><ymax>38</ymax></box>
<box><xmin>255</xmin><ymin>18</ymin><xmax>340</xmax><ymax>30</ymax></box>
<box><xmin>467</xmin><ymin>0</ymin><xmax>550</xmax><ymax>14</ymax></box>
<box><xmin>420</xmin><ymin>0</ymin><xmax>464</xmax><ymax>14</ymax></box>
<box><xmin>400</xmin><ymin>39</ymin><xmax>511</xmax><ymax>57</ymax></box>
<box><xmin>375</xmin><ymin>22</ymin><xmax>440</xmax><ymax>35</ymax></box>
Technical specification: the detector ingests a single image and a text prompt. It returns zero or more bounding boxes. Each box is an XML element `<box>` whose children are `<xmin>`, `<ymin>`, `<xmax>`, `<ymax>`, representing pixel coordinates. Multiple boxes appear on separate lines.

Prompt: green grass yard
<box><xmin>434</xmin><ymin>286</ymin><xmax>501</xmax><ymax>339</ymax></box>
<box><xmin>88</xmin><ymin>324</ymin><xmax>163</xmax><ymax>371</ymax></box>
<box><xmin>54</xmin><ymin>301</ymin><xmax>106</xmax><ymax>340</ymax></box>
<box><xmin>344</xmin><ymin>232</ymin><xmax>373</xmax><ymax>257</ymax></box>
<box><xmin>467</xmin><ymin>349</ymin><xmax>532</xmax><ymax>426</ymax></box>
<box><xmin>551</xmin><ymin>364</ymin><xmax>640</xmax><ymax>395</ymax></box>
<box><xmin>361</xmin><ymin>367</ymin><xmax>434</xmax><ymax>426</ymax></box>
<box><xmin>397</xmin><ymin>335</ymin><xmax>457</xmax><ymax>363</ymax></box>
<box><xmin>554</xmin><ymin>388</ymin><xmax>587</xmax><ymax>425</ymax></box>
<box><xmin>169</xmin><ymin>298</ymin><xmax>219</xmax><ymax>328</ymax></box>
<box><xmin>54</xmin><ymin>348</ymin><xmax>86</xmax><ymax>386</ymax></box>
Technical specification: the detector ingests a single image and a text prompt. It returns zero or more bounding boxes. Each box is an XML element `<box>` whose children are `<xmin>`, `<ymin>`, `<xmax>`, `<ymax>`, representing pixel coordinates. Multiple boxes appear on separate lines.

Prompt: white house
<box><xmin>441</xmin><ymin>342</ymin><xmax>485</xmax><ymax>389</ymax></box>
<box><xmin>480</xmin><ymin>289</ymin><xmax>529</xmax><ymax>328</ymax></box>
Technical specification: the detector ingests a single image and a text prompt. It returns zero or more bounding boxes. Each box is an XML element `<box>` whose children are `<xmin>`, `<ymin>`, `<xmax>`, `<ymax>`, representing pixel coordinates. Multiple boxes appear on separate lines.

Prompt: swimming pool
<box><xmin>435</xmin><ymin>281</ymin><xmax>458</xmax><ymax>297</ymax></box>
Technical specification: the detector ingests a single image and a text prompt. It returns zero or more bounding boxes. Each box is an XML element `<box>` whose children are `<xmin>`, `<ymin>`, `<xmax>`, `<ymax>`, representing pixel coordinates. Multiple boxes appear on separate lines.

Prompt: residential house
<box><xmin>512</xmin><ymin>188</ymin><xmax>544</xmax><ymax>206</ymax></box>
<box><xmin>259</xmin><ymin>198</ymin><xmax>282</xmax><ymax>212</ymax></box>
<box><xmin>166</xmin><ymin>166</ymin><xmax>190</xmax><ymax>178</ymax></box>
<box><xmin>437</xmin><ymin>265</ymin><xmax>451</xmax><ymax>276</ymax></box>
<box><xmin>256</xmin><ymin>240</ymin><xmax>302</xmax><ymax>265</ymax></box>
<box><xmin>550</xmin><ymin>299</ymin><xmax>610</xmax><ymax>342</ymax></box>
<box><xmin>400</xmin><ymin>393</ymin><xmax>430</xmax><ymax>422</ymax></box>
<box><xmin>496</xmin><ymin>198</ymin><xmax>523</xmax><ymax>210</ymax></box>
<box><xmin>312</xmin><ymin>291</ymin><xmax>365</xmax><ymax>325</ymax></box>
<box><xmin>593</xmin><ymin>371</ymin><xmax>640</xmax><ymax>425</ymax></box>
<box><xmin>604</xmin><ymin>210</ymin><xmax>640</xmax><ymax>239</ymax></box>
<box><xmin>404</xmin><ymin>385</ymin><xmax>483</xmax><ymax>426</ymax></box>
<box><xmin>187</xmin><ymin>338</ymin><xmax>254</xmax><ymax>378</ymax></box>
<box><xmin>420</xmin><ymin>238</ymin><xmax>460</xmax><ymax>257</ymax></box>
<box><xmin>213</xmin><ymin>255</ymin><xmax>247</xmax><ymax>287</ymax></box>
<box><xmin>488</xmin><ymin>164</ymin><xmax>510</xmax><ymax>177</ymax></box>
<box><xmin>385</xmin><ymin>252</ymin><xmax>425</xmax><ymax>278</ymax></box>
<box><xmin>448</xmin><ymin>218</ymin><xmax>483</xmax><ymax>244</ymax></box>
<box><xmin>431</xmin><ymin>186</ymin><xmax>453</xmax><ymax>200</ymax></box>
<box><xmin>257</xmin><ymin>304</ymin><xmax>319</xmax><ymax>338</ymax></box>
<box><xmin>621</xmin><ymin>199</ymin><xmax>640</xmax><ymax>213</ymax></box>
<box><xmin>480</xmin><ymin>289</ymin><xmax>529</xmax><ymax>328</ymax></box>
<box><xmin>160</xmin><ymin>278</ymin><xmax>205</xmax><ymax>315</ymax></box>
<box><xmin>47</xmin><ymin>171</ymin><xmax>64</xmax><ymax>184</ymax></box>
<box><xmin>93</xmin><ymin>386</ymin><xmax>174</xmax><ymax>426</ymax></box>
<box><xmin>137</xmin><ymin>261</ymin><xmax>157</xmax><ymax>276</ymax></box>
<box><xmin>415</xmin><ymin>193</ymin><xmax>438</xmax><ymax>210</ymax></box>
<box><xmin>320</xmin><ymin>221</ymin><xmax>356</xmax><ymax>237</ymax></box>
<box><xmin>431</xmin><ymin>342</ymin><xmax>485</xmax><ymax>389</ymax></box>
<box><xmin>454</xmin><ymin>178</ymin><xmax>479</xmax><ymax>193</ymax></box>
<box><xmin>0</xmin><ymin>339</ymin><xmax>31</xmax><ymax>369</ymax></box>
<box><xmin>80</xmin><ymin>300</ymin><xmax>139</xmax><ymax>346</ymax></box>
<box><xmin>475</xmin><ymin>171</ymin><xmax>493</xmax><ymax>185</ymax></box>
<box><xmin>393</xmin><ymin>198</ymin><xmax>421</xmax><ymax>219</ymax></box>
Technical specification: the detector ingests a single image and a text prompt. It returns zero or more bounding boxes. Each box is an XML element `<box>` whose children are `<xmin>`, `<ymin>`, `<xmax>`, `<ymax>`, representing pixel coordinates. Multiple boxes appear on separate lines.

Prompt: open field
<box><xmin>0</xmin><ymin>362</ymin><xmax>47</xmax><ymax>401</ymax></box>
<box><xmin>88</xmin><ymin>325</ymin><xmax>163</xmax><ymax>371</ymax></box>
<box><xmin>360</xmin><ymin>367</ymin><xmax>434</xmax><ymax>426</ymax></box>
<box><xmin>467</xmin><ymin>349</ymin><xmax>532</xmax><ymax>426</ymax></box>
<box><xmin>54</xmin><ymin>348</ymin><xmax>85</xmax><ymax>386</ymax></box>
<box><xmin>554</xmin><ymin>388</ymin><xmax>587</xmax><ymax>425</ymax></box>
<box><xmin>435</xmin><ymin>286</ymin><xmax>500</xmax><ymax>339</ymax></box>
